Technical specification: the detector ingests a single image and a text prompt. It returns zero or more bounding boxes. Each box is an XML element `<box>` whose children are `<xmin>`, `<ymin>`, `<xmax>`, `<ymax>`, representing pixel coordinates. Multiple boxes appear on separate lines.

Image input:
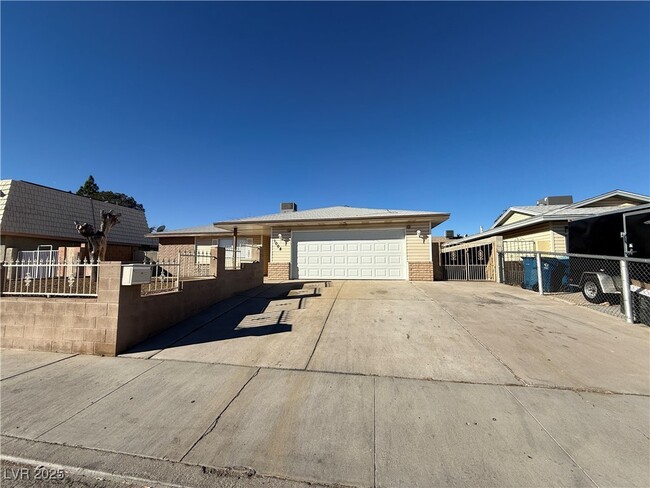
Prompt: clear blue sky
<box><xmin>2</xmin><ymin>2</ymin><xmax>648</xmax><ymax>235</ymax></box>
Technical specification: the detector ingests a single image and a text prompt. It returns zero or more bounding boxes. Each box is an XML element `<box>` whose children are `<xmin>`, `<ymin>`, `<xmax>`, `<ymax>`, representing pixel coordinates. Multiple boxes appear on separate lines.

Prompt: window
<box><xmin>218</xmin><ymin>238</ymin><xmax>253</xmax><ymax>260</ymax></box>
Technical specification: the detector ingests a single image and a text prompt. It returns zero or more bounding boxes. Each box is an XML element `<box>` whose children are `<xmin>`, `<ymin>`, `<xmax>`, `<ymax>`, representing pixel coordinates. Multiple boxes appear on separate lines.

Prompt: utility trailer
<box><xmin>567</xmin><ymin>204</ymin><xmax>650</xmax><ymax>323</ymax></box>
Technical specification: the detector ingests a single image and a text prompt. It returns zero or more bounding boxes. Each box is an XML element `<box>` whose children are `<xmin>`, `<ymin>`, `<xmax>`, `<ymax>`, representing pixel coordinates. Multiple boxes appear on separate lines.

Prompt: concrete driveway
<box><xmin>124</xmin><ymin>279</ymin><xmax>649</xmax><ymax>395</ymax></box>
<box><xmin>2</xmin><ymin>280</ymin><xmax>649</xmax><ymax>488</ymax></box>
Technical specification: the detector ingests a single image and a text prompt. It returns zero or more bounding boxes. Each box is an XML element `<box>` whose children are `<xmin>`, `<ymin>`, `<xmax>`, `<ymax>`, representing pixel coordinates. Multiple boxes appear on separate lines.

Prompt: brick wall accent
<box><xmin>157</xmin><ymin>237</ymin><xmax>195</xmax><ymax>262</ymax></box>
<box><xmin>408</xmin><ymin>262</ymin><xmax>433</xmax><ymax>281</ymax></box>
<box><xmin>268</xmin><ymin>262</ymin><xmax>290</xmax><ymax>280</ymax></box>
<box><xmin>1</xmin><ymin>256</ymin><xmax>264</xmax><ymax>356</ymax></box>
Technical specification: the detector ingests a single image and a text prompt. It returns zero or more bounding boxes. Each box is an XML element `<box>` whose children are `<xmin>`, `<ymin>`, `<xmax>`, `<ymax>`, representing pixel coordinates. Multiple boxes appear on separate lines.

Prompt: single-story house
<box><xmin>152</xmin><ymin>203</ymin><xmax>450</xmax><ymax>281</ymax></box>
<box><xmin>447</xmin><ymin>189</ymin><xmax>650</xmax><ymax>253</ymax></box>
<box><xmin>215</xmin><ymin>203</ymin><xmax>450</xmax><ymax>281</ymax></box>
<box><xmin>0</xmin><ymin>179</ymin><xmax>153</xmax><ymax>262</ymax></box>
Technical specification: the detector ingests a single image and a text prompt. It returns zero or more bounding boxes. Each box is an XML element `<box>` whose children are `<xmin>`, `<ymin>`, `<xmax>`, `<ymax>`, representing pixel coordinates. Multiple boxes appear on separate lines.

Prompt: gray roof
<box><xmin>217</xmin><ymin>206</ymin><xmax>448</xmax><ymax>225</ymax></box>
<box><xmin>491</xmin><ymin>190</ymin><xmax>650</xmax><ymax>229</ymax></box>
<box><xmin>505</xmin><ymin>205</ymin><xmax>567</xmax><ymax>216</ymax></box>
<box><xmin>0</xmin><ymin>180</ymin><xmax>151</xmax><ymax>246</ymax></box>
<box><xmin>446</xmin><ymin>209</ymin><xmax>622</xmax><ymax>247</ymax></box>
<box><xmin>148</xmin><ymin>224</ymin><xmax>229</xmax><ymax>237</ymax></box>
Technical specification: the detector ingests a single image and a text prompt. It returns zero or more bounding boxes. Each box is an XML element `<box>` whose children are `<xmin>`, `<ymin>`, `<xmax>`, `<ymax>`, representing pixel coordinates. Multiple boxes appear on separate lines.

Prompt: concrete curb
<box><xmin>1</xmin><ymin>436</ymin><xmax>338</xmax><ymax>488</ymax></box>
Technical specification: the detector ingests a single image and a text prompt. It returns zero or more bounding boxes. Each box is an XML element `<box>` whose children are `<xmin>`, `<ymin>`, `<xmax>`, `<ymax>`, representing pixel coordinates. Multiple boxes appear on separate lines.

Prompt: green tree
<box><xmin>77</xmin><ymin>175</ymin><xmax>99</xmax><ymax>197</ymax></box>
<box><xmin>76</xmin><ymin>175</ymin><xmax>145</xmax><ymax>211</ymax></box>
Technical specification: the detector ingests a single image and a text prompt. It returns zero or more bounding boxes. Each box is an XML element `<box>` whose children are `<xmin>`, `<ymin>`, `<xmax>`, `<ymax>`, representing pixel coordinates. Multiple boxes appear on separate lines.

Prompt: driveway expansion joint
<box><xmin>0</xmin><ymin>353</ymin><xmax>79</xmax><ymax>382</ymax></box>
<box><xmin>504</xmin><ymin>386</ymin><xmax>600</xmax><ymax>488</ymax></box>
<box><xmin>179</xmin><ymin>367</ymin><xmax>262</xmax><ymax>463</ymax></box>
<box><xmin>304</xmin><ymin>281</ymin><xmax>344</xmax><ymax>370</ymax></box>
<box><xmin>33</xmin><ymin>360</ymin><xmax>163</xmax><ymax>441</ymax></box>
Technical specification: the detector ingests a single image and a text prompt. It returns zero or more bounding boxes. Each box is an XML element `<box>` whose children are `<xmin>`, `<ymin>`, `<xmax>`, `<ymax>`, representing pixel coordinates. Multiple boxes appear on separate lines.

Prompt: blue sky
<box><xmin>2</xmin><ymin>2</ymin><xmax>648</xmax><ymax>235</ymax></box>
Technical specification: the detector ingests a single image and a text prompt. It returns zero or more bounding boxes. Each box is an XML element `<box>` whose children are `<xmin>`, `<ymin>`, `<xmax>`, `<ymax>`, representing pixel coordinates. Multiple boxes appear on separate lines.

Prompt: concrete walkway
<box><xmin>2</xmin><ymin>280</ymin><xmax>649</xmax><ymax>487</ymax></box>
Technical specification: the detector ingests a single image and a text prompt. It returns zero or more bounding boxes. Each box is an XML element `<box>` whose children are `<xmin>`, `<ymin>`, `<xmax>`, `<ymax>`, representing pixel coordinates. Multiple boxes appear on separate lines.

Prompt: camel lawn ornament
<box><xmin>74</xmin><ymin>209</ymin><xmax>121</xmax><ymax>262</ymax></box>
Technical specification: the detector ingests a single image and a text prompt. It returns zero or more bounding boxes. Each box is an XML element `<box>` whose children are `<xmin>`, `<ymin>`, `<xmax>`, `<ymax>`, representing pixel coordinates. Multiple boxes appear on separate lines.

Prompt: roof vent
<box><xmin>281</xmin><ymin>202</ymin><xmax>298</xmax><ymax>213</ymax></box>
<box><xmin>536</xmin><ymin>195</ymin><xmax>573</xmax><ymax>206</ymax></box>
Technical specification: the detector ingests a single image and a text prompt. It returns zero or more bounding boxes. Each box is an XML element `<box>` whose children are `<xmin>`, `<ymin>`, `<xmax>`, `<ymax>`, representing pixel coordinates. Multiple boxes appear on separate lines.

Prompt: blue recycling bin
<box><xmin>521</xmin><ymin>257</ymin><xmax>570</xmax><ymax>292</ymax></box>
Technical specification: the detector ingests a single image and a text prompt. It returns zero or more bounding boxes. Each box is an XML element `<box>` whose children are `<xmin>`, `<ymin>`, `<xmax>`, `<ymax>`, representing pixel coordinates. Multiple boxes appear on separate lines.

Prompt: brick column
<box><xmin>268</xmin><ymin>262</ymin><xmax>290</xmax><ymax>280</ymax></box>
<box><xmin>408</xmin><ymin>262</ymin><xmax>433</xmax><ymax>281</ymax></box>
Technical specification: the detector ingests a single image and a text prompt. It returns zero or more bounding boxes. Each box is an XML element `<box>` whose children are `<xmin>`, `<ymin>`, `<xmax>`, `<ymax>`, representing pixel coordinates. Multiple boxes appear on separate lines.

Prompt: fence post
<box><xmin>535</xmin><ymin>252</ymin><xmax>544</xmax><ymax>295</ymax></box>
<box><xmin>619</xmin><ymin>260</ymin><xmax>634</xmax><ymax>323</ymax></box>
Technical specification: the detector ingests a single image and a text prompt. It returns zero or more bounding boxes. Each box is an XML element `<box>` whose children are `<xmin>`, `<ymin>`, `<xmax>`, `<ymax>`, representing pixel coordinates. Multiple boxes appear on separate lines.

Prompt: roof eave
<box><xmin>215</xmin><ymin>213</ymin><xmax>450</xmax><ymax>228</ymax></box>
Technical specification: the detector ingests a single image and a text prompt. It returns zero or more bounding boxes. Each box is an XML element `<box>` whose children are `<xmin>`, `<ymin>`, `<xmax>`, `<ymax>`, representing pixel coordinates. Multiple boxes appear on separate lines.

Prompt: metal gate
<box><xmin>440</xmin><ymin>237</ymin><xmax>500</xmax><ymax>281</ymax></box>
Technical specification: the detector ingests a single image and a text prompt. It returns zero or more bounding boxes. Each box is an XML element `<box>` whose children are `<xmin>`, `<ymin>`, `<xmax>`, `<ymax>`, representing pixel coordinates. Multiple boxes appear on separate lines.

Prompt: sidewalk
<box><xmin>2</xmin><ymin>349</ymin><xmax>649</xmax><ymax>488</ymax></box>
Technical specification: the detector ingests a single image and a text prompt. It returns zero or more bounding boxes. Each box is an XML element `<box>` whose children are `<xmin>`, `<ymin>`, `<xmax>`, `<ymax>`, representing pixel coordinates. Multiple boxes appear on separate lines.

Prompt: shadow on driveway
<box><xmin>123</xmin><ymin>281</ymin><xmax>329</xmax><ymax>356</ymax></box>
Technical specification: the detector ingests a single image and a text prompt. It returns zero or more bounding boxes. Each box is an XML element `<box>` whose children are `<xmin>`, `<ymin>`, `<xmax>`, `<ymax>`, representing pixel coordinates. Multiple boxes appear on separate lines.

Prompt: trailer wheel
<box><xmin>582</xmin><ymin>279</ymin><xmax>605</xmax><ymax>304</ymax></box>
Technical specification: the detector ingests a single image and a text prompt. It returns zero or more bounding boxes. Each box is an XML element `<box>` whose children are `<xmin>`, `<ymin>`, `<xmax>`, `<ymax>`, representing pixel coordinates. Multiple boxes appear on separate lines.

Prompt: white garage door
<box><xmin>293</xmin><ymin>229</ymin><xmax>406</xmax><ymax>280</ymax></box>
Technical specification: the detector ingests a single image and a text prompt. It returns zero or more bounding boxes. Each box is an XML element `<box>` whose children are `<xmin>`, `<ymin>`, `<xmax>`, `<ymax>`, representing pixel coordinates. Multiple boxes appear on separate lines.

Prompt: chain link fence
<box><xmin>499</xmin><ymin>251</ymin><xmax>650</xmax><ymax>326</ymax></box>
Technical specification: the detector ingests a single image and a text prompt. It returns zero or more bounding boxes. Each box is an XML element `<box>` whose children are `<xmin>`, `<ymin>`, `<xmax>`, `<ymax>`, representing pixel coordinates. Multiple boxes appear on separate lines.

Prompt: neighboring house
<box><xmin>0</xmin><ymin>179</ymin><xmax>152</xmax><ymax>262</ymax></box>
<box><xmin>448</xmin><ymin>190</ymin><xmax>650</xmax><ymax>253</ymax></box>
<box><xmin>214</xmin><ymin>203</ymin><xmax>450</xmax><ymax>281</ymax></box>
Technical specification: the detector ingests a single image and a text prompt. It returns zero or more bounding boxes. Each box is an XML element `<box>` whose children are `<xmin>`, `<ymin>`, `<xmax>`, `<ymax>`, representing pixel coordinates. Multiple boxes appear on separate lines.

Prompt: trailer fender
<box><xmin>580</xmin><ymin>272</ymin><xmax>620</xmax><ymax>294</ymax></box>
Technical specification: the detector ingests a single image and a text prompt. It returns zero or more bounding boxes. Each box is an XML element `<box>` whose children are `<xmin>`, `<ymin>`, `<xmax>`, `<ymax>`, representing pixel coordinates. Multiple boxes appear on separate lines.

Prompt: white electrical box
<box><xmin>121</xmin><ymin>264</ymin><xmax>152</xmax><ymax>286</ymax></box>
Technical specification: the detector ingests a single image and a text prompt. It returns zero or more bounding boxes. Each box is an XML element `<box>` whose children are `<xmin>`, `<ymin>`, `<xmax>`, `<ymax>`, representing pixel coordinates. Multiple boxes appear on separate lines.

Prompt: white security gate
<box><xmin>292</xmin><ymin>229</ymin><xmax>406</xmax><ymax>280</ymax></box>
<box><xmin>440</xmin><ymin>237</ymin><xmax>501</xmax><ymax>281</ymax></box>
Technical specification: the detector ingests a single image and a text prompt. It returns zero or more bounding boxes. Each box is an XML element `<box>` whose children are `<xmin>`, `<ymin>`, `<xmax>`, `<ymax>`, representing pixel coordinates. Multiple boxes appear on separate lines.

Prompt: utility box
<box><xmin>121</xmin><ymin>264</ymin><xmax>152</xmax><ymax>286</ymax></box>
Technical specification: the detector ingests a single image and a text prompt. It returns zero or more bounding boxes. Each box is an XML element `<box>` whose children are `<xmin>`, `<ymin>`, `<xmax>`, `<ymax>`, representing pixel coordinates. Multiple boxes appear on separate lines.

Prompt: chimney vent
<box><xmin>281</xmin><ymin>202</ymin><xmax>298</xmax><ymax>213</ymax></box>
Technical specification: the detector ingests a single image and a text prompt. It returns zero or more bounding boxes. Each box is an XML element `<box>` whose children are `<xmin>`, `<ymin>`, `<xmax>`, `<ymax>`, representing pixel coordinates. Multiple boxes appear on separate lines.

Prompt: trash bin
<box><xmin>521</xmin><ymin>257</ymin><xmax>538</xmax><ymax>291</ymax></box>
<box><xmin>521</xmin><ymin>257</ymin><xmax>570</xmax><ymax>292</ymax></box>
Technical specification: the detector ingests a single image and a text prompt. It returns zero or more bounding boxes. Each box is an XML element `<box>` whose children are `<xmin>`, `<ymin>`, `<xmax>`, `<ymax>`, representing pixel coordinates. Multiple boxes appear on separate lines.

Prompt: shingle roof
<box><xmin>0</xmin><ymin>180</ymin><xmax>151</xmax><ymax>246</ymax></box>
<box><xmin>507</xmin><ymin>205</ymin><xmax>567</xmax><ymax>216</ymax></box>
<box><xmin>491</xmin><ymin>190</ymin><xmax>650</xmax><ymax>230</ymax></box>
<box><xmin>218</xmin><ymin>206</ymin><xmax>448</xmax><ymax>224</ymax></box>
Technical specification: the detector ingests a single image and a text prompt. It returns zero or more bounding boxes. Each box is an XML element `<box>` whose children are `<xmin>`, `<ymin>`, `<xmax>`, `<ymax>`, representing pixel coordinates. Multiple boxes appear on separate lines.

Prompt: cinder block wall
<box><xmin>114</xmin><ymin>261</ymin><xmax>264</xmax><ymax>353</ymax></box>
<box><xmin>1</xmin><ymin>262</ymin><xmax>122</xmax><ymax>355</ymax></box>
<box><xmin>1</xmin><ymin>258</ymin><xmax>264</xmax><ymax>356</ymax></box>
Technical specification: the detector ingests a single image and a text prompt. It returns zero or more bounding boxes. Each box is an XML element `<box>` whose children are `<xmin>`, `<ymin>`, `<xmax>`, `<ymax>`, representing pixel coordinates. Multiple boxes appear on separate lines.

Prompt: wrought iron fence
<box><xmin>140</xmin><ymin>259</ymin><xmax>180</xmax><ymax>296</ymax></box>
<box><xmin>2</xmin><ymin>258</ymin><xmax>100</xmax><ymax>297</ymax></box>
<box><xmin>178</xmin><ymin>251</ymin><xmax>213</xmax><ymax>278</ymax></box>
<box><xmin>441</xmin><ymin>238</ymin><xmax>498</xmax><ymax>281</ymax></box>
<box><xmin>499</xmin><ymin>250</ymin><xmax>650</xmax><ymax>326</ymax></box>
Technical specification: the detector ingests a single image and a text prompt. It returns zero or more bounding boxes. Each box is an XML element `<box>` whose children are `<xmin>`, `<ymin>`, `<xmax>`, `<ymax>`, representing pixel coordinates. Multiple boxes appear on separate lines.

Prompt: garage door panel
<box><xmin>293</xmin><ymin>229</ymin><xmax>407</xmax><ymax>280</ymax></box>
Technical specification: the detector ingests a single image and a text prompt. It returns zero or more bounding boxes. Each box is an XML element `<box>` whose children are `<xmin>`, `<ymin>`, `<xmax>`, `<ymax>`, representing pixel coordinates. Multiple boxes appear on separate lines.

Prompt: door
<box><xmin>292</xmin><ymin>229</ymin><xmax>406</xmax><ymax>280</ymax></box>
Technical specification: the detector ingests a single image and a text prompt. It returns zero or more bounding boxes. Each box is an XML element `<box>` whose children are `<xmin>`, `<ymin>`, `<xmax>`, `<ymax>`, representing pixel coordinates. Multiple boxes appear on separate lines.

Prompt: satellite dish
<box><xmin>156</xmin><ymin>225</ymin><xmax>166</xmax><ymax>232</ymax></box>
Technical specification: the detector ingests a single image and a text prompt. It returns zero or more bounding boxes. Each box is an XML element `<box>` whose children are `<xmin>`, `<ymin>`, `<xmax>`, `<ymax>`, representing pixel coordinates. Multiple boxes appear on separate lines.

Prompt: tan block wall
<box><xmin>268</xmin><ymin>262</ymin><xmax>290</xmax><ymax>280</ymax></box>
<box><xmin>114</xmin><ymin>261</ymin><xmax>264</xmax><ymax>353</ymax></box>
<box><xmin>1</xmin><ymin>257</ymin><xmax>264</xmax><ymax>356</ymax></box>
<box><xmin>1</xmin><ymin>262</ymin><xmax>122</xmax><ymax>355</ymax></box>
<box><xmin>408</xmin><ymin>262</ymin><xmax>433</xmax><ymax>281</ymax></box>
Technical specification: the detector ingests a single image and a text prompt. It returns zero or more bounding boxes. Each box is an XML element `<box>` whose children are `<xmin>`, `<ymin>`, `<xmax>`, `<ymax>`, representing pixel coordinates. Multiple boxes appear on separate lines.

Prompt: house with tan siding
<box><xmin>449</xmin><ymin>190</ymin><xmax>650</xmax><ymax>253</ymax></box>
<box><xmin>153</xmin><ymin>203</ymin><xmax>450</xmax><ymax>281</ymax></box>
<box><xmin>216</xmin><ymin>204</ymin><xmax>449</xmax><ymax>281</ymax></box>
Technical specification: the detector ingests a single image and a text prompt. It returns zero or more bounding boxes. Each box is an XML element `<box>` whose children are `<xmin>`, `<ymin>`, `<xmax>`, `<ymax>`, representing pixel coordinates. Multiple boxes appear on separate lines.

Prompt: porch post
<box><xmin>233</xmin><ymin>226</ymin><xmax>238</xmax><ymax>270</ymax></box>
